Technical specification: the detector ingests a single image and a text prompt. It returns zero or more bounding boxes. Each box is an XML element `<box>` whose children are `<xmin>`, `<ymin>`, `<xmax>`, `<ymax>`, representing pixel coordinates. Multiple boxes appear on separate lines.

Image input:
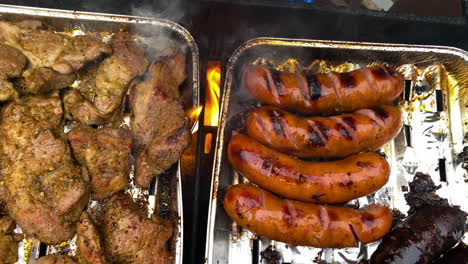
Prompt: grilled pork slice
<box><xmin>0</xmin><ymin>96</ymin><xmax>89</xmax><ymax>244</ymax></box>
<box><xmin>0</xmin><ymin>20</ymin><xmax>111</xmax><ymax>74</ymax></box>
<box><xmin>20</xmin><ymin>67</ymin><xmax>76</xmax><ymax>94</ymax></box>
<box><xmin>0</xmin><ymin>43</ymin><xmax>27</xmax><ymax>101</ymax></box>
<box><xmin>131</xmin><ymin>48</ymin><xmax>189</xmax><ymax>188</ymax></box>
<box><xmin>68</xmin><ymin>126</ymin><xmax>132</xmax><ymax>200</ymax></box>
<box><xmin>76</xmin><ymin>212</ymin><xmax>109</xmax><ymax>264</ymax></box>
<box><xmin>0</xmin><ymin>211</ymin><xmax>20</xmax><ymax>264</ymax></box>
<box><xmin>100</xmin><ymin>192</ymin><xmax>173</xmax><ymax>264</ymax></box>
<box><xmin>64</xmin><ymin>32</ymin><xmax>149</xmax><ymax>125</ymax></box>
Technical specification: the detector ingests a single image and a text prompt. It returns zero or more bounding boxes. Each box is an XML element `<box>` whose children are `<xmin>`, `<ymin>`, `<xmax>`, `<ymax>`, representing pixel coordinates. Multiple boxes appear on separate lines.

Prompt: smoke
<box><xmin>129</xmin><ymin>0</ymin><xmax>191</xmax><ymax>61</ymax></box>
<box><xmin>131</xmin><ymin>0</ymin><xmax>186</xmax><ymax>23</ymax></box>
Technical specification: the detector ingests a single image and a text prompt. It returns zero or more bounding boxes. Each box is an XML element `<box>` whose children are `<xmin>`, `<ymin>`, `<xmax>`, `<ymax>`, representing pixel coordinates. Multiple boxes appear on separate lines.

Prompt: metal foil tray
<box><xmin>0</xmin><ymin>4</ymin><xmax>200</xmax><ymax>264</ymax></box>
<box><xmin>205</xmin><ymin>38</ymin><xmax>467</xmax><ymax>264</ymax></box>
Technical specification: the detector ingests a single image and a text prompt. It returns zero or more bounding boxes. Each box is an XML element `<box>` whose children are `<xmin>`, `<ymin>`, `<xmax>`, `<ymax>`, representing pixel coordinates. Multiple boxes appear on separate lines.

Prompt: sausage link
<box><xmin>223</xmin><ymin>183</ymin><xmax>393</xmax><ymax>248</ymax></box>
<box><xmin>246</xmin><ymin>105</ymin><xmax>402</xmax><ymax>158</ymax></box>
<box><xmin>243</xmin><ymin>65</ymin><xmax>403</xmax><ymax>114</ymax></box>
<box><xmin>228</xmin><ymin>134</ymin><xmax>390</xmax><ymax>203</ymax></box>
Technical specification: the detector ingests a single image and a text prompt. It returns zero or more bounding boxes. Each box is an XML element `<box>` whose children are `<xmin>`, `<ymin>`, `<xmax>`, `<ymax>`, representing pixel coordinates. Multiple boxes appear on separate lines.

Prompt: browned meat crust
<box><xmin>131</xmin><ymin>49</ymin><xmax>189</xmax><ymax>188</ymax></box>
<box><xmin>0</xmin><ymin>213</ymin><xmax>19</xmax><ymax>264</ymax></box>
<box><xmin>100</xmin><ymin>192</ymin><xmax>174</xmax><ymax>264</ymax></box>
<box><xmin>68</xmin><ymin>126</ymin><xmax>132</xmax><ymax>200</ymax></box>
<box><xmin>0</xmin><ymin>42</ymin><xmax>27</xmax><ymax>101</ymax></box>
<box><xmin>76</xmin><ymin>212</ymin><xmax>109</xmax><ymax>264</ymax></box>
<box><xmin>64</xmin><ymin>32</ymin><xmax>149</xmax><ymax>125</ymax></box>
<box><xmin>0</xmin><ymin>21</ymin><xmax>111</xmax><ymax>74</ymax></box>
<box><xmin>0</xmin><ymin>96</ymin><xmax>89</xmax><ymax>244</ymax></box>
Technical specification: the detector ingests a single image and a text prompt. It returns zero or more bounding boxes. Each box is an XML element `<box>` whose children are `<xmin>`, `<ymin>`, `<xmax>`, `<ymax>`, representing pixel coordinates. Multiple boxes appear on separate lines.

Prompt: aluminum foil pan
<box><xmin>205</xmin><ymin>37</ymin><xmax>468</xmax><ymax>264</ymax></box>
<box><xmin>0</xmin><ymin>4</ymin><xmax>200</xmax><ymax>264</ymax></box>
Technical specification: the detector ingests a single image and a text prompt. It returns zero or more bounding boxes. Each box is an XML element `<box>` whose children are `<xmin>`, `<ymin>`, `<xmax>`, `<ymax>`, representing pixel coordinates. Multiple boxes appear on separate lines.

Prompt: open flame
<box><xmin>205</xmin><ymin>65</ymin><xmax>221</xmax><ymax>126</ymax></box>
<box><xmin>187</xmin><ymin>105</ymin><xmax>203</xmax><ymax>134</ymax></box>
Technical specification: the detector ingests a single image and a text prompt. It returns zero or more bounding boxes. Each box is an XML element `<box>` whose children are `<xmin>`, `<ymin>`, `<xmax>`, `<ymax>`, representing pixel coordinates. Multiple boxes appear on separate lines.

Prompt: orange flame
<box><xmin>187</xmin><ymin>105</ymin><xmax>202</xmax><ymax>134</ymax></box>
<box><xmin>205</xmin><ymin>65</ymin><xmax>221</xmax><ymax>126</ymax></box>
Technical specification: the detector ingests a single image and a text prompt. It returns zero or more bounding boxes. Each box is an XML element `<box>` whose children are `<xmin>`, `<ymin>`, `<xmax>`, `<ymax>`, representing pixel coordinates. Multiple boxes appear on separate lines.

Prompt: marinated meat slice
<box><xmin>0</xmin><ymin>234</ymin><xmax>18</xmax><ymax>264</ymax></box>
<box><xmin>0</xmin><ymin>42</ymin><xmax>27</xmax><ymax>79</ymax></box>
<box><xmin>68</xmin><ymin>126</ymin><xmax>132</xmax><ymax>200</ymax></box>
<box><xmin>0</xmin><ymin>215</ymin><xmax>15</xmax><ymax>235</ymax></box>
<box><xmin>100</xmin><ymin>193</ymin><xmax>173</xmax><ymax>264</ymax></box>
<box><xmin>130</xmin><ymin>49</ymin><xmax>189</xmax><ymax>188</ymax></box>
<box><xmin>20</xmin><ymin>67</ymin><xmax>76</xmax><ymax>94</ymax></box>
<box><xmin>0</xmin><ymin>97</ymin><xmax>89</xmax><ymax>244</ymax></box>
<box><xmin>36</xmin><ymin>255</ymin><xmax>79</xmax><ymax>264</ymax></box>
<box><xmin>64</xmin><ymin>32</ymin><xmax>149</xmax><ymax>125</ymax></box>
<box><xmin>0</xmin><ymin>21</ymin><xmax>111</xmax><ymax>74</ymax></box>
<box><xmin>0</xmin><ymin>43</ymin><xmax>27</xmax><ymax>101</ymax></box>
<box><xmin>63</xmin><ymin>89</ymin><xmax>107</xmax><ymax>125</ymax></box>
<box><xmin>77</xmin><ymin>212</ymin><xmax>109</xmax><ymax>264</ymax></box>
<box><xmin>0</xmin><ymin>213</ymin><xmax>19</xmax><ymax>264</ymax></box>
<box><xmin>0</xmin><ymin>80</ymin><xmax>18</xmax><ymax>102</ymax></box>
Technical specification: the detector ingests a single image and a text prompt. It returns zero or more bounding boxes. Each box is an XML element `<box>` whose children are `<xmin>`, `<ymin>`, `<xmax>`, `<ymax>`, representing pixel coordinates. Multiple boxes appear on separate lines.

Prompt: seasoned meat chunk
<box><xmin>64</xmin><ymin>32</ymin><xmax>148</xmax><ymax>125</ymax></box>
<box><xmin>100</xmin><ymin>193</ymin><xmax>173</xmax><ymax>264</ymax></box>
<box><xmin>0</xmin><ymin>97</ymin><xmax>89</xmax><ymax>244</ymax></box>
<box><xmin>20</xmin><ymin>67</ymin><xmax>76</xmax><ymax>94</ymax></box>
<box><xmin>36</xmin><ymin>255</ymin><xmax>78</xmax><ymax>264</ymax></box>
<box><xmin>0</xmin><ymin>42</ymin><xmax>27</xmax><ymax>101</ymax></box>
<box><xmin>130</xmin><ymin>48</ymin><xmax>189</xmax><ymax>188</ymax></box>
<box><xmin>0</xmin><ymin>80</ymin><xmax>18</xmax><ymax>102</ymax></box>
<box><xmin>76</xmin><ymin>212</ymin><xmax>109</xmax><ymax>264</ymax></box>
<box><xmin>68</xmin><ymin>126</ymin><xmax>132</xmax><ymax>200</ymax></box>
<box><xmin>0</xmin><ymin>213</ymin><xmax>19</xmax><ymax>264</ymax></box>
<box><xmin>0</xmin><ymin>42</ymin><xmax>27</xmax><ymax>79</ymax></box>
<box><xmin>0</xmin><ymin>21</ymin><xmax>111</xmax><ymax>74</ymax></box>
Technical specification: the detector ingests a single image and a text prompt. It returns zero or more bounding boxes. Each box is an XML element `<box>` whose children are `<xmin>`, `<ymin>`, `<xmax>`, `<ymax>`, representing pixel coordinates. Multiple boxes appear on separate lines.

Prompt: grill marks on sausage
<box><xmin>360</xmin><ymin>68</ymin><xmax>378</xmax><ymax>98</ymax></box>
<box><xmin>372</xmin><ymin>107</ymin><xmax>389</xmax><ymax>121</ymax></box>
<box><xmin>340</xmin><ymin>72</ymin><xmax>356</xmax><ymax>89</ymax></box>
<box><xmin>315</xmin><ymin>121</ymin><xmax>330</xmax><ymax>140</ymax></box>
<box><xmin>305</xmin><ymin>73</ymin><xmax>322</xmax><ymax>99</ymax></box>
<box><xmin>370</xmin><ymin>66</ymin><xmax>390</xmax><ymax>81</ymax></box>
<box><xmin>356</xmin><ymin>109</ymin><xmax>384</xmax><ymax>128</ymax></box>
<box><xmin>270</xmin><ymin>69</ymin><xmax>285</xmax><ymax>96</ymax></box>
<box><xmin>306</xmin><ymin>120</ymin><xmax>328</xmax><ymax>148</ymax></box>
<box><xmin>253</xmin><ymin>112</ymin><xmax>272</xmax><ymax>143</ymax></box>
<box><xmin>327</xmin><ymin>72</ymin><xmax>343</xmax><ymax>109</ymax></box>
<box><xmin>269</xmin><ymin>109</ymin><xmax>298</xmax><ymax>148</ymax></box>
<box><xmin>263</xmin><ymin>74</ymin><xmax>271</xmax><ymax>92</ymax></box>
<box><xmin>342</xmin><ymin>116</ymin><xmax>357</xmax><ymax>131</ymax></box>
<box><xmin>269</xmin><ymin>110</ymin><xmax>285</xmax><ymax>137</ymax></box>
<box><xmin>306</xmin><ymin>125</ymin><xmax>326</xmax><ymax>147</ymax></box>
<box><xmin>336</xmin><ymin>123</ymin><xmax>353</xmax><ymax>141</ymax></box>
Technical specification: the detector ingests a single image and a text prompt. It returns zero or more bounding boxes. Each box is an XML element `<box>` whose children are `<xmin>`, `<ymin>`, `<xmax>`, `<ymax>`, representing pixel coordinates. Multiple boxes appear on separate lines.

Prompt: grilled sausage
<box><xmin>246</xmin><ymin>105</ymin><xmax>402</xmax><ymax>158</ymax></box>
<box><xmin>228</xmin><ymin>134</ymin><xmax>390</xmax><ymax>203</ymax></box>
<box><xmin>223</xmin><ymin>183</ymin><xmax>393</xmax><ymax>248</ymax></box>
<box><xmin>243</xmin><ymin>65</ymin><xmax>403</xmax><ymax>114</ymax></box>
<box><xmin>370</xmin><ymin>206</ymin><xmax>466</xmax><ymax>264</ymax></box>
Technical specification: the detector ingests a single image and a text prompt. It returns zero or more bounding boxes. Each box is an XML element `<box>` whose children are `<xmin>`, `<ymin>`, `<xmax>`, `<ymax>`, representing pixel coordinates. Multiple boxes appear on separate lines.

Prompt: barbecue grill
<box><xmin>0</xmin><ymin>1</ymin><xmax>466</xmax><ymax>264</ymax></box>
